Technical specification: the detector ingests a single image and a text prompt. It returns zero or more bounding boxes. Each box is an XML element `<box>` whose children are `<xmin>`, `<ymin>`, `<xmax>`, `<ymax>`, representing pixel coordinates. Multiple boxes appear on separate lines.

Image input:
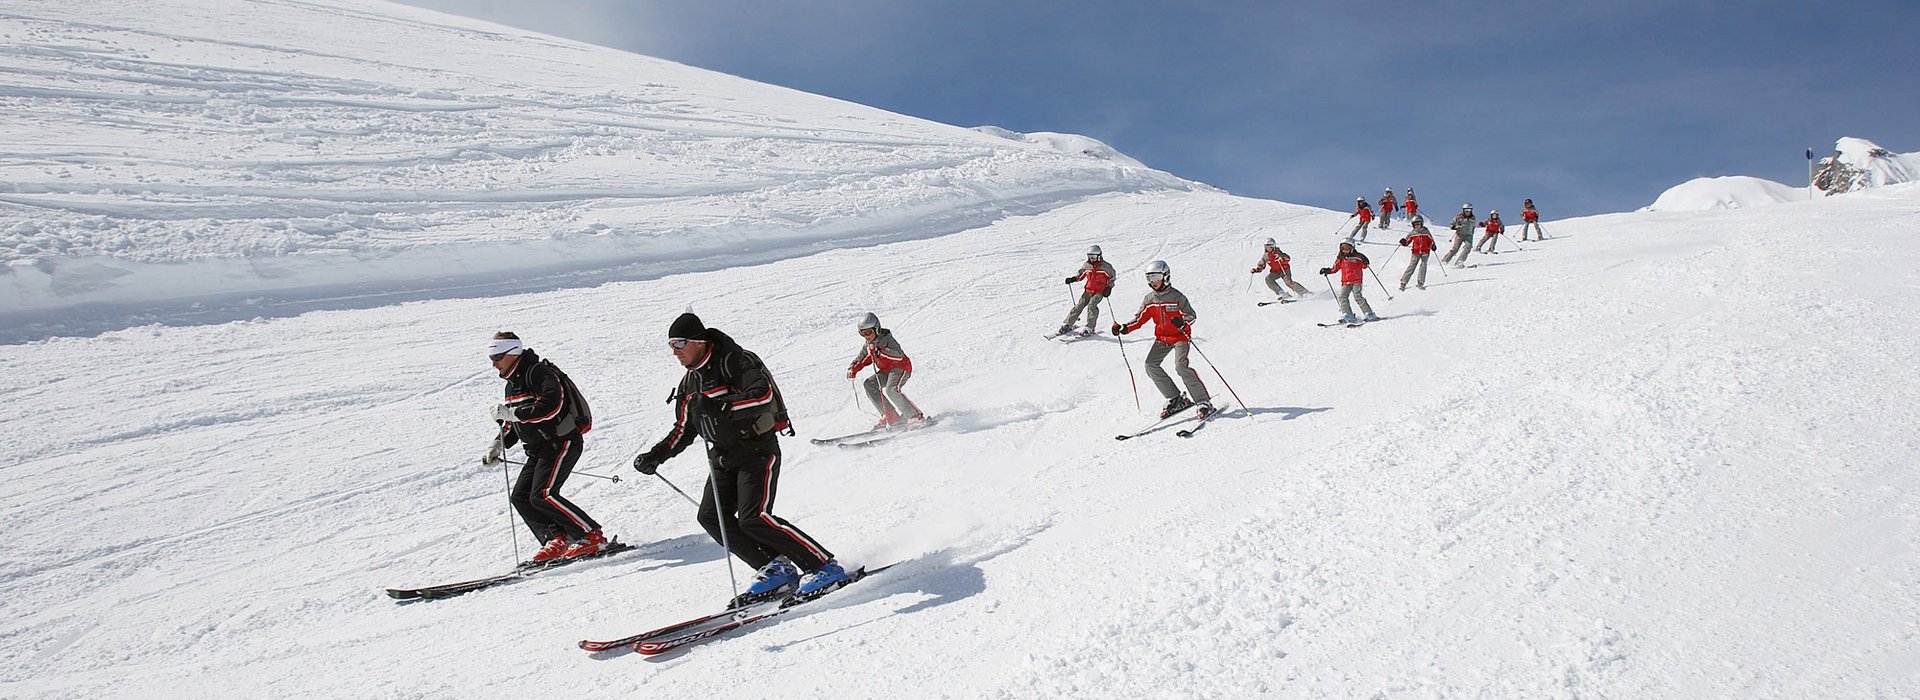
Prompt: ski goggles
<box><xmin>668</xmin><ymin>338</ymin><xmax>697</xmax><ymax>349</ymax></box>
<box><xmin>1145</xmin><ymin>272</ymin><xmax>1167</xmax><ymax>283</ymax></box>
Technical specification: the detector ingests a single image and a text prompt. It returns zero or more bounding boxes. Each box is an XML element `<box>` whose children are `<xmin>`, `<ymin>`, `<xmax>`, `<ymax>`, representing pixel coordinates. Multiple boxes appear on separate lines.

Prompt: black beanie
<box><xmin>668</xmin><ymin>312</ymin><xmax>705</xmax><ymax>339</ymax></box>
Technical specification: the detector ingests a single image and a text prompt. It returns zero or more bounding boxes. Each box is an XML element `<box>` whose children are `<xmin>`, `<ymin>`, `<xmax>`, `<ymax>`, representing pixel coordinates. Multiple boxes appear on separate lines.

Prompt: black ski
<box><xmin>834</xmin><ymin>418</ymin><xmax>940</xmax><ymax>448</ymax></box>
<box><xmin>385</xmin><ymin>541</ymin><xmax>637</xmax><ymax>601</ymax></box>
<box><xmin>1176</xmin><ymin>409</ymin><xmax>1224</xmax><ymax>438</ymax></box>
<box><xmin>1115</xmin><ymin>406</ymin><xmax>1202</xmax><ymax>440</ymax></box>
<box><xmin>627</xmin><ymin>563</ymin><xmax>898</xmax><ymax>656</ymax></box>
<box><xmin>1257</xmin><ymin>299</ymin><xmax>1297</xmax><ymax>306</ymax></box>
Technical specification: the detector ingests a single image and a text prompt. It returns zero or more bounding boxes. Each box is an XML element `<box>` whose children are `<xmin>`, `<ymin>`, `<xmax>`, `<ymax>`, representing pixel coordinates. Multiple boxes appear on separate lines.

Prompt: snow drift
<box><xmin>1645</xmin><ymin>175</ymin><xmax>1805</xmax><ymax>211</ymax></box>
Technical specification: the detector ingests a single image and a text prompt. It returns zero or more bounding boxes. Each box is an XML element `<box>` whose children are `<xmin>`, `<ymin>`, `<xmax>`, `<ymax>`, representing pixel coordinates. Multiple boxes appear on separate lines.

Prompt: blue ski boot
<box><xmin>1362</xmin><ymin>312</ymin><xmax>1379</xmax><ymax>322</ymax></box>
<box><xmin>788</xmin><ymin>561</ymin><xmax>852</xmax><ymax>603</ymax></box>
<box><xmin>730</xmin><ymin>557</ymin><xmax>798</xmax><ymax>608</ymax></box>
<box><xmin>1338</xmin><ymin>313</ymin><xmax>1358</xmax><ymax>324</ymax></box>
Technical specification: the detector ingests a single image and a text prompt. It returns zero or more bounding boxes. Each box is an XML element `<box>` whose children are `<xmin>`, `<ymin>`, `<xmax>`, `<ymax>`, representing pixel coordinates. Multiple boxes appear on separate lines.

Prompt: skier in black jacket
<box><xmin>482</xmin><ymin>332</ymin><xmax>606</xmax><ymax>562</ymax></box>
<box><xmin>633</xmin><ymin>313</ymin><xmax>850</xmax><ymax>606</ymax></box>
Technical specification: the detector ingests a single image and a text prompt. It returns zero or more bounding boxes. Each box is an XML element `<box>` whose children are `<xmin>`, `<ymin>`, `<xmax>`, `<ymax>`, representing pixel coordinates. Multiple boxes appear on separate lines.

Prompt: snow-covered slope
<box><xmin>1815</xmin><ymin>137</ymin><xmax>1920</xmax><ymax>195</ymax></box>
<box><xmin>0</xmin><ymin>0</ymin><xmax>1196</xmax><ymax>338</ymax></box>
<box><xmin>5</xmin><ymin>183</ymin><xmax>1919</xmax><ymax>697</ymax></box>
<box><xmin>1645</xmin><ymin>175</ymin><xmax>1805</xmax><ymax>211</ymax></box>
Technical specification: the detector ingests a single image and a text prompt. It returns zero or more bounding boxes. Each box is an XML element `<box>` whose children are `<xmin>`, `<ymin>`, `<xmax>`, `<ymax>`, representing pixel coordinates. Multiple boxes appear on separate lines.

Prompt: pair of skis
<box><xmin>578</xmin><ymin>563</ymin><xmax>897</xmax><ymax>656</ymax></box>
<box><xmin>1042</xmin><ymin>330</ymin><xmax>1101</xmax><ymax>342</ymax></box>
<box><xmin>808</xmin><ymin>417</ymin><xmax>940</xmax><ymax>448</ymax></box>
<box><xmin>385</xmin><ymin>540</ymin><xmax>639</xmax><ymax>601</ymax></box>
<box><xmin>1114</xmin><ymin>403</ymin><xmax>1219</xmax><ymax>440</ymax></box>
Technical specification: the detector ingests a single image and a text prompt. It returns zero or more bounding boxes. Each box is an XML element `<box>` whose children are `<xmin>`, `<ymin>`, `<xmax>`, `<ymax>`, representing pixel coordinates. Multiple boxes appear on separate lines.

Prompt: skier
<box><xmin>1441</xmin><ymin>203</ymin><xmax>1477</xmax><ymax>268</ymax></box>
<box><xmin>1059</xmin><ymin>245</ymin><xmax>1116</xmax><ymax>336</ymax></box>
<box><xmin>1250</xmin><ymin>237</ymin><xmax>1312</xmax><ymax>300</ymax></box>
<box><xmin>1398</xmin><ymin>216</ymin><xmax>1437</xmax><ymax>291</ymax></box>
<box><xmin>1475</xmin><ymin>210</ymin><xmax>1507</xmax><ymax>254</ymax></box>
<box><xmin>1404</xmin><ymin>187</ymin><xmax>1418</xmax><ymax>221</ymax></box>
<box><xmin>1518</xmin><ymin>199</ymin><xmax>1544</xmax><ymax>241</ymax></box>
<box><xmin>847</xmin><ymin>312</ymin><xmax>925</xmax><ymax>429</ymax></box>
<box><xmin>1111</xmin><ymin>260</ymin><xmax>1212</xmax><ymax>419</ymax></box>
<box><xmin>631</xmin><ymin>313</ymin><xmax>848</xmax><ymax>606</ymax></box>
<box><xmin>481</xmin><ymin>332</ymin><xmax>607</xmax><ymax>562</ymax></box>
<box><xmin>1319</xmin><ymin>242</ymin><xmax>1378</xmax><ymax>324</ymax></box>
<box><xmin>1348</xmin><ymin>197</ymin><xmax>1375</xmax><ymax>242</ymax></box>
<box><xmin>1378</xmin><ymin>188</ymin><xmax>1399</xmax><ymax>230</ymax></box>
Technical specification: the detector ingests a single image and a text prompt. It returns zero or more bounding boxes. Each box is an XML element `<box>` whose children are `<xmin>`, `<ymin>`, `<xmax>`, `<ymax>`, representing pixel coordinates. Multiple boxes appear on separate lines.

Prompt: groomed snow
<box><xmin>0</xmin><ymin>0</ymin><xmax>1198</xmax><ymax>339</ymax></box>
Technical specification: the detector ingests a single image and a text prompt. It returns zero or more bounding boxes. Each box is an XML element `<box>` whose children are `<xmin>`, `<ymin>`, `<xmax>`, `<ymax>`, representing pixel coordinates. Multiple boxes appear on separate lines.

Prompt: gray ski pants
<box><xmin>1441</xmin><ymin>234</ymin><xmax>1472</xmax><ymax>265</ymax></box>
<box><xmin>863</xmin><ymin>369</ymin><xmax>921</xmax><ymax>419</ymax></box>
<box><xmin>1337</xmin><ymin>283</ymin><xmax>1374</xmax><ymax>317</ymax></box>
<box><xmin>1350</xmin><ymin>219</ymin><xmax>1372</xmax><ymax>242</ymax></box>
<box><xmin>1062</xmin><ymin>290</ymin><xmax>1101</xmax><ymax>330</ymax></box>
<box><xmin>1264</xmin><ymin>270</ymin><xmax>1311</xmax><ymax>297</ymax></box>
<box><xmin>1399</xmin><ymin>253</ymin><xmax>1430</xmax><ymax>289</ymax></box>
<box><xmin>1476</xmin><ymin>231</ymin><xmax>1501</xmax><ymax>253</ymax></box>
<box><xmin>1144</xmin><ymin>340</ymin><xmax>1209</xmax><ymax>404</ymax></box>
<box><xmin>1519</xmin><ymin>222</ymin><xmax>1543</xmax><ymax>240</ymax></box>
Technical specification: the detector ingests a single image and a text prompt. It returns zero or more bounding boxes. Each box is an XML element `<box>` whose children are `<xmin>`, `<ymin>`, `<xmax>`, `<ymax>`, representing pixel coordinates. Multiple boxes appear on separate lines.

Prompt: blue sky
<box><xmin>401</xmin><ymin>1</ymin><xmax>1918</xmax><ymax>217</ymax></box>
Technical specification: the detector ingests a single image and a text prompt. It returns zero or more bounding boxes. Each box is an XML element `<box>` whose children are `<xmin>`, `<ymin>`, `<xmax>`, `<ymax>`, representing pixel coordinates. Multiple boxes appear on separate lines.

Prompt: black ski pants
<box><xmin>698</xmin><ymin>443</ymin><xmax>834</xmax><ymax>572</ymax></box>
<box><xmin>510</xmin><ymin>434</ymin><xmax>600</xmax><ymax>543</ymax></box>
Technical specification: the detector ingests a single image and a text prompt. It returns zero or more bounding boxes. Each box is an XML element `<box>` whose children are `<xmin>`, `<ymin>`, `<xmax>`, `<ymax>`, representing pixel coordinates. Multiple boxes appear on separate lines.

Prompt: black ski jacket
<box><xmin>645</xmin><ymin>329</ymin><xmax>790</xmax><ymax>464</ymax></box>
<box><xmin>498</xmin><ymin>349</ymin><xmax>590</xmax><ymax>450</ymax></box>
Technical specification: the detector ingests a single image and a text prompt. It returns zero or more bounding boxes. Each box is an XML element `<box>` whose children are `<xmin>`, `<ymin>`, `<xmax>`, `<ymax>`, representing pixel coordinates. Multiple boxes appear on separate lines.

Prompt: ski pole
<box><xmin>702</xmin><ymin>465</ymin><xmax>739</xmax><ymax>599</ymax></box>
<box><xmin>1184</xmin><ymin>335</ymin><xmax>1248</xmax><ymax>414</ymax></box>
<box><xmin>1330</xmin><ymin>217</ymin><xmax>1353</xmax><ymax>238</ymax></box>
<box><xmin>1367</xmin><ymin>266</ymin><xmax>1396</xmax><ymax>301</ymax></box>
<box><xmin>1245</xmin><ymin>272</ymin><xmax>1255</xmax><ymax>294</ymax></box>
<box><xmin>1105</xmin><ymin>296</ymin><xmax>1142</xmax><ymax>413</ymax></box>
<box><xmin>497</xmin><ymin>436</ymin><xmax>519</xmax><ymax>565</ymax></box>
<box><xmin>500</xmin><ymin>458</ymin><xmax>623</xmax><ymax>482</ymax></box>
<box><xmin>653</xmin><ymin>472</ymin><xmax>699</xmax><ymax>506</ymax></box>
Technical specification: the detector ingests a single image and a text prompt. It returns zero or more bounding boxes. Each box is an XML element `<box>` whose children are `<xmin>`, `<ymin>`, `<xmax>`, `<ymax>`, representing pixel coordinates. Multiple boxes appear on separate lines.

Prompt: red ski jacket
<box><xmin>1482</xmin><ymin>219</ymin><xmax>1505</xmax><ymax>236</ymax></box>
<box><xmin>1402</xmin><ymin>231</ymin><xmax>1436</xmax><ymax>255</ymax></box>
<box><xmin>849</xmin><ymin>330</ymin><xmax>913</xmax><ymax>374</ymax></box>
<box><xmin>1379</xmin><ymin>195</ymin><xmax>1398</xmax><ymax>213</ymax></box>
<box><xmin>1120</xmin><ymin>286</ymin><xmax>1197</xmax><ymax>344</ymax></box>
<box><xmin>1406</xmin><ymin>198</ymin><xmax>1419</xmax><ymax>216</ymax></box>
<box><xmin>1332</xmin><ymin>255</ymin><xmax>1369</xmax><ymax>286</ymax></box>
<box><xmin>1355</xmin><ymin>204</ymin><xmax>1374</xmax><ymax>223</ymax></box>
<box><xmin>1252</xmin><ymin>248</ymin><xmax>1292</xmax><ymax>274</ymax></box>
<box><xmin>1522</xmin><ymin>208</ymin><xmax>1538</xmax><ymax>223</ymax></box>
<box><xmin>1071</xmin><ymin>260</ymin><xmax>1116</xmax><ymax>295</ymax></box>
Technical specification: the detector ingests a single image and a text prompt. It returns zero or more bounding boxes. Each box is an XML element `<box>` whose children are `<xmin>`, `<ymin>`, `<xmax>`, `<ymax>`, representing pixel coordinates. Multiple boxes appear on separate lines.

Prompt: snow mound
<box><xmin>0</xmin><ymin>0</ymin><xmax>1200</xmax><ymax>337</ymax></box>
<box><xmin>1644</xmin><ymin>175</ymin><xmax>1804</xmax><ymax>212</ymax></box>
<box><xmin>971</xmin><ymin>126</ymin><xmax>1158</xmax><ymax>171</ymax></box>
<box><xmin>1815</xmin><ymin>137</ymin><xmax>1920</xmax><ymax>195</ymax></box>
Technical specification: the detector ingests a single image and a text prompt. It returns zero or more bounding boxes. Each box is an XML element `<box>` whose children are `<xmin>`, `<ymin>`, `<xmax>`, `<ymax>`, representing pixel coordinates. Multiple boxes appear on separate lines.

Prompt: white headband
<box><xmin>486</xmin><ymin>338</ymin><xmax>524</xmax><ymax>358</ymax></box>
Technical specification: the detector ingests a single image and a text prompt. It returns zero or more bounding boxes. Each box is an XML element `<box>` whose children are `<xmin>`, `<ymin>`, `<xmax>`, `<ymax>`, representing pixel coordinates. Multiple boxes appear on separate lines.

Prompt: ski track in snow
<box><xmin>3</xmin><ymin>1</ymin><xmax>1920</xmax><ymax>698</ymax></box>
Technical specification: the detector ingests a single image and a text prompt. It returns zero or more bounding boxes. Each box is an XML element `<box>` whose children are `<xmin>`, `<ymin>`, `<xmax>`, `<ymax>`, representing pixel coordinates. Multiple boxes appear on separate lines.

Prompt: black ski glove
<box><xmin>633</xmin><ymin>451</ymin><xmax>663</xmax><ymax>475</ymax></box>
<box><xmin>1318</xmin><ymin>267</ymin><xmax>1332</xmax><ymax>276</ymax></box>
<box><xmin>1064</xmin><ymin>276</ymin><xmax>1077</xmax><ymax>284</ymax></box>
<box><xmin>1171</xmin><ymin>317</ymin><xmax>1188</xmax><ymax>329</ymax></box>
<box><xmin>1398</xmin><ymin>238</ymin><xmax>1409</xmax><ymax>246</ymax></box>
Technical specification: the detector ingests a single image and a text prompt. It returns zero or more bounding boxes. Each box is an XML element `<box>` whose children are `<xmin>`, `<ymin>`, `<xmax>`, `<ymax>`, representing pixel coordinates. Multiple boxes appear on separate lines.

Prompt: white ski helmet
<box><xmin>1462</xmin><ymin>202</ymin><xmax>1472</xmax><ymax>211</ymax></box>
<box><xmin>1086</xmin><ymin>244</ymin><xmax>1103</xmax><ymax>259</ymax></box>
<box><xmin>1384</xmin><ymin>187</ymin><xmax>1393</xmax><ymax>194</ymax></box>
<box><xmin>1146</xmin><ymin>259</ymin><xmax>1171</xmax><ymax>280</ymax></box>
<box><xmin>1263</xmin><ymin>237</ymin><xmax>1277</xmax><ymax>248</ymax></box>
<box><xmin>857</xmin><ymin>312</ymin><xmax>880</xmax><ymax>331</ymax></box>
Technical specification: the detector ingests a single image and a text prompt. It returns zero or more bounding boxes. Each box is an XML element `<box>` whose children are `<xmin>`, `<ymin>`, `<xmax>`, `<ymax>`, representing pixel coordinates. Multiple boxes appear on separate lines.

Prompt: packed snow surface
<box><xmin>4</xmin><ymin>1</ymin><xmax>1920</xmax><ymax>698</ymax></box>
<box><xmin>0</xmin><ymin>0</ymin><xmax>1196</xmax><ymax>338</ymax></box>
<box><xmin>1645</xmin><ymin>175</ymin><xmax>1805</xmax><ymax>212</ymax></box>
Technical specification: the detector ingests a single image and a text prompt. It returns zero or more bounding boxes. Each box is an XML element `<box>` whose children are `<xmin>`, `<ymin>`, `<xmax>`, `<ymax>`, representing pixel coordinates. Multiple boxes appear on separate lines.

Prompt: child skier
<box><xmin>1112</xmin><ymin>260</ymin><xmax>1212</xmax><ymax>419</ymax></box>
<box><xmin>1319</xmin><ymin>242</ymin><xmax>1378</xmax><ymax>324</ymax></box>
<box><xmin>1404</xmin><ymin>188</ymin><xmax>1418</xmax><ymax>221</ymax></box>
<box><xmin>1250</xmin><ymin>237</ymin><xmax>1312</xmax><ymax>300</ymax></box>
<box><xmin>1398</xmin><ymin>217</ymin><xmax>1436</xmax><ymax>291</ymax></box>
<box><xmin>847</xmin><ymin>313</ymin><xmax>924</xmax><ymax>429</ymax></box>
<box><xmin>1059</xmin><ymin>245</ymin><xmax>1117</xmax><ymax>336</ymax></box>
<box><xmin>481</xmin><ymin>332</ymin><xmax>608</xmax><ymax>563</ymax></box>
<box><xmin>1441</xmin><ymin>203</ymin><xmax>1477</xmax><ymax>268</ymax></box>
<box><xmin>1349</xmin><ymin>197</ymin><xmax>1375</xmax><ymax>242</ymax></box>
<box><xmin>1378</xmin><ymin>188</ymin><xmax>1398</xmax><ymax>230</ymax></box>
<box><xmin>1519</xmin><ymin>199</ymin><xmax>1544</xmax><ymax>241</ymax></box>
<box><xmin>1475</xmin><ymin>210</ymin><xmax>1507</xmax><ymax>254</ymax></box>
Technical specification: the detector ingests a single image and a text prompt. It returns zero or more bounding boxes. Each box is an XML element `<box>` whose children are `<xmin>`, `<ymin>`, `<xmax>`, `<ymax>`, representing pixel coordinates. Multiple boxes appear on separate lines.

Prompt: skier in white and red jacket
<box><xmin>1060</xmin><ymin>245</ymin><xmax>1117</xmax><ymax>336</ymax></box>
<box><xmin>847</xmin><ymin>312</ymin><xmax>924</xmax><ymax>429</ymax></box>
<box><xmin>1113</xmin><ymin>260</ymin><xmax>1212</xmax><ymax>419</ymax></box>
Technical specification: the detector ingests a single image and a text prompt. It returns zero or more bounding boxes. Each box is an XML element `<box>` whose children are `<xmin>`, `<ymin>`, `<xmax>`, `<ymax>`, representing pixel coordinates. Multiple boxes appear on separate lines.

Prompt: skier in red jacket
<box><xmin>1059</xmin><ymin>245</ymin><xmax>1117</xmax><ymax>336</ymax></box>
<box><xmin>1475</xmin><ymin>211</ymin><xmax>1507</xmax><ymax>254</ymax></box>
<box><xmin>1404</xmin><ymin>188</ymin><xmax>1418</xmax><ymax>220</ymax></box>
<box><xmin>1518</xmin><ymin>199</ymin><xmax>1544</xmax><ymax>241</ymax></box>
<box><xmin>1398</xmin><ymin>217</ymin><xmax>1437</xmax><ymax>291</ymax></box>
<box><xmin>1318</xmin><ymin>242</ymin><xmax>1378</xmax><ymax>324</ymax></box>
<box><xmin>1349</xmin><ymin>198</ymin><xmax>1375</xmax><ymax>243</ymax></box>
<box><xmin>1250</xmin><ymin>237</ymin><xmax>1311</xmax><ymax>300</ymax></box>
<box><xmin>1112</xmin><ymin>260</ymin><xmax>1212</xmax><ymax>419</ymax></box>
<box><xmin>847</xmin><ymin>312</ymin><xmax>924</xmax><ymax>429</ymax></box>
<box><xmin>1378</xmin><ymin>188</ymin><xmax>1398</xmax><ymax>230</ymax></box>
